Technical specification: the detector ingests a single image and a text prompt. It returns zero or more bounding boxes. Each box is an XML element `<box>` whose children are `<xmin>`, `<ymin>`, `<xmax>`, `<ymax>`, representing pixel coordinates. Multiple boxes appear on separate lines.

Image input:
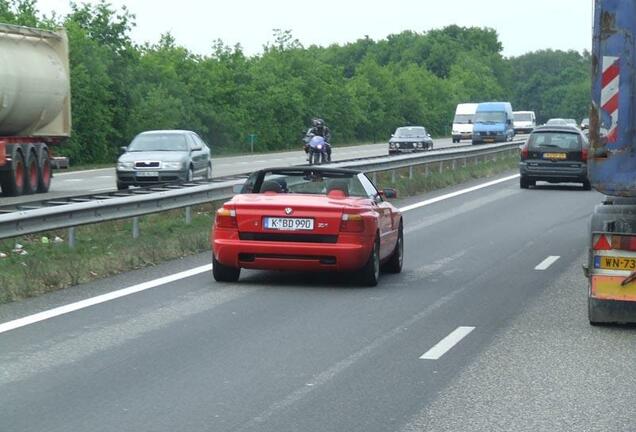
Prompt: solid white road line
<box><xmin>399</xmin><ymin>174</ymin><xmax>520</xmax><ymax>213</ymax></box>
<box><xmin>419</xmin><ymin>326</ymin><xmax>476</xmax><ymax>360</ymax></box>
<box><xmin>0</xmin><ymin>264</ymin><xmax>212</xmax><ymax>335</ymax></box>
<box><xmin>535</xmin><ymin>255</ymin><xmax>560</xmax><ymax>271</ymax></box>
<box><xmin>0</xmin><ymin>174</ymin><xmax>517</xmax><ymax>334</ymax></box>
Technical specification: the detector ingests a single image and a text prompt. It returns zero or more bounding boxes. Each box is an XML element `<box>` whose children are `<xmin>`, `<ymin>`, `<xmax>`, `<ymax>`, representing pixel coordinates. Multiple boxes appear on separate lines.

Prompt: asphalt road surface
<box><xmin>2</xmin><ymin>171</ymin><xmax>629</xmax><ymax>432</ymax></box>
<box><xmin>0</xmin><ymin>136</ymin><xmax>492</xmax><ymax>207</ymax></box>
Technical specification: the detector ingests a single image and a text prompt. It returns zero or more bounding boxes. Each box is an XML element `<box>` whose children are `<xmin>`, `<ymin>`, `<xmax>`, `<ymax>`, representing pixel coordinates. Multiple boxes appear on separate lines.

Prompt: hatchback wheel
<box><xmin>186</xmin><ymin>167</ymin><xmax>194</xmax><ymax>182</ymax></box>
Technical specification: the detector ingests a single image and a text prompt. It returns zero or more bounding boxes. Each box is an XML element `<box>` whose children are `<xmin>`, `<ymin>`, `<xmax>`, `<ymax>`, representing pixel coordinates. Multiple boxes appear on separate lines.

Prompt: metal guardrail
<box><xmin>0</xmin><ymin>140</ymin><xmax>522</xmax><ymax>241</ymax></box>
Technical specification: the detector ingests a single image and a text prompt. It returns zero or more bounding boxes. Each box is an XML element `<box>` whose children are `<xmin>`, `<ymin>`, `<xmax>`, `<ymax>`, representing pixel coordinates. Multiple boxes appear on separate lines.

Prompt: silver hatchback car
<box><xmin>116</xmin><ymin>130</ymin><xmax>212</xmax><ymax>190</ymax></box>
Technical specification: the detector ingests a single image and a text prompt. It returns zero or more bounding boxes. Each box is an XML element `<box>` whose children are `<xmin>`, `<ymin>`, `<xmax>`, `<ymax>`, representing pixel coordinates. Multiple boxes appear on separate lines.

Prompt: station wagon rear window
<box><xmin>528</xmin><ymin>132</ymin><xmax>582</xmax><ymax>151</ymax></box>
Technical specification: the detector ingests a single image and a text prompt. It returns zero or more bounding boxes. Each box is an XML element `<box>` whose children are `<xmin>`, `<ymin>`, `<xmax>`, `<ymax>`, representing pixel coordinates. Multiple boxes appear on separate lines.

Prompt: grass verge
<box><xmin>0</xmin><ymin>152</ymin><xmax>518</xmax><ymax>304</ymax></box>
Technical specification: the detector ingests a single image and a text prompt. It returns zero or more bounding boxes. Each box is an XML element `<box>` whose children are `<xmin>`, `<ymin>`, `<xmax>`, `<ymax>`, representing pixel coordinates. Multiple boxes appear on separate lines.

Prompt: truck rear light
<box><xmin>593</xmin><ymin>234</ymin><xmax>636</xmax><ymax>251</ymax></box>
<box><xmin>340</xmin><ymin>214</ymin><xmax>364</xmax><ymax>232</ymax></box>
<box><xmin>612</xmin><ymin>235</ymin><xmax>636</xmax><ymax>251</ymax></box>
<box><xmin>520</xmin><ymin>143</ymin><xmax>529</xmax><ymax>160</ymax></box>
<box><xmin>215</xmin><ymin>208</ymin><xmax>237</xmax><ymax>228</ymax></box>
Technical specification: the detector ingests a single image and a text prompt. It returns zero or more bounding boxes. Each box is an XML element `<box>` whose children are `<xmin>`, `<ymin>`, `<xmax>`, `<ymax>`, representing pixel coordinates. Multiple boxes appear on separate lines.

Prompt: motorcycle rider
<box><xmin>305</xmin><ymin>118</ymin><xmax>332</xmax><ymax>162</ymax></box>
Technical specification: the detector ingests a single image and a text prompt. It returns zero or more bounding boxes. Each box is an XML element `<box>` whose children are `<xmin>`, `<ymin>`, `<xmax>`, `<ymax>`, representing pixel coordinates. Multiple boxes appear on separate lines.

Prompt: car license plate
<box><xmin>136</xmin><ymin>171</ymin><xmax>159</xmax><ymax>177</ymax></box>
<box><xmin>543</xmin><ymin>152</ymin><xmax>567</xmax><ymax>160</ymax></box>
<box><xmin>594</xmin><ymin>256</ymin><xmax>636</xmax><ymax>271</ymax></box>
<box><xmin>484</xmin><ymin>138</ymin><xmax>494</xmax><ymax>142</ymax></box>
<box><xmin>264</xmin><ymin>217</ymin><xmax>313</xmax><ymax>231</ymax></box>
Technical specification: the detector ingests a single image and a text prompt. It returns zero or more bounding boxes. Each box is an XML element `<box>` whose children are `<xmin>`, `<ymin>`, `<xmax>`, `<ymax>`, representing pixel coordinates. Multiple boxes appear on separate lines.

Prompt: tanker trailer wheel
<box><xmin>24</xmin><ymin>147</ymin><xmax>39</xmax><ymax>195</ymax></box>
<box><xmin>36</xmin><ymin>146</ymin><xmax>52</xmax><ymax>193</ymax></box>
<box><xmin>0</xmin><ymin>147</ymin><xmax>26</xmax><ymax>196</ymax></box>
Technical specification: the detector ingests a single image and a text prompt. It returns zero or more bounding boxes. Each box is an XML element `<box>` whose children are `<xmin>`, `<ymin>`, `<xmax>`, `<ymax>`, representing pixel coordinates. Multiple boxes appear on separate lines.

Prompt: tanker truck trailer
<box><xmin>0</xmin><ymin>23</ymin><xmax>70</xmax><ymax>197</ymax></box>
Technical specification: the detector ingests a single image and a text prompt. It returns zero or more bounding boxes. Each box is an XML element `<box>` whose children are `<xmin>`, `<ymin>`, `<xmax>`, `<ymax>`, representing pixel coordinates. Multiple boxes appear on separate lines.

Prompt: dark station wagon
<box><xmin>519</xmin><ymin>125</ymin><xmax>590</xmax><ymax>190</ymax></box>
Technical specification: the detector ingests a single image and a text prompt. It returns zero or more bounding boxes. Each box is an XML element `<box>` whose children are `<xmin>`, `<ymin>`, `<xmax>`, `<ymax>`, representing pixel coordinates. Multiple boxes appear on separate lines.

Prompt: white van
<box><xmin>452</xmin><ymin>103</ymin><xmax>479</xmax><ymax>143</ymax></box>
<box><xmin>513</xmin><ymin>111</ymin><xmax>536</xmax><ymax>134</ymax></box>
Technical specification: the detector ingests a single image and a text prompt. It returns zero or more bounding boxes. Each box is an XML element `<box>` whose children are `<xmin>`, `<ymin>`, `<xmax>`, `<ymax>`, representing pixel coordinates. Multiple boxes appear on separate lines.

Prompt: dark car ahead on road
<box><xmin>388</xmin><ymin>126</ymin><xmax>433</xmax><ymax>155</ymax></box>
<box><xmin>116</xmin><ymin>130</ymin><xmax>212</xmax><ymax>190</ymax></box>
<box><xmin>519</xmin><ymin>125</ymin><xmax>590</xmax><ymax>190</ymax></box>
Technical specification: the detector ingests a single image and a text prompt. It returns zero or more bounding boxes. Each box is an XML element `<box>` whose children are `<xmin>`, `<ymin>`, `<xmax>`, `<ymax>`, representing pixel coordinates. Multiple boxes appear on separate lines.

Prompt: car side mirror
<box><xmin>391</xmin><ymin>134</ymin><xmax>394</xmax><ymax>137</ymax></box>
<box><xmin>468</xmin><ymin>120</ymin><xmax>472</xmax><ymax>124</ymax></box>
<box><xmin>380</xmin><ymin>188</ymin><xmax>397</xmax><ymax>199</ymax></box>
<box><xmin>119</xmin><ymin>146</ymin><xmax>127</xmax><ymax>155</ymax></box>
<box><xmin>232</xmin><ymin>183</ymin><xmax>244</xmax><ymax>194</ymax></box>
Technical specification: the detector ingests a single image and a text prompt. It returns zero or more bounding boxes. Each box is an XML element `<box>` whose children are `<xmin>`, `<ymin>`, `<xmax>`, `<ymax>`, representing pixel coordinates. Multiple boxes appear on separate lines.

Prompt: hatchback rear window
<box><xmin>528</xmin><ymin>132</ymin><xmax>581</xmax><ymax>151</ymax></box>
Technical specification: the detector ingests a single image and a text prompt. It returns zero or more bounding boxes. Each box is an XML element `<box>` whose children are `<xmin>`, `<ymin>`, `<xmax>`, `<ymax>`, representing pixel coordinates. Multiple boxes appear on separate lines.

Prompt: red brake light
<box><xmin>215</xmin><ymin>208</ymin><xmax>237</xmax><ymax>228</ymax></box>
<box><xmin>613</xmin><ymin>235</ymin><xmax>636</xmax><ymax>251</ymax></box>
<box><xmin>581</xmin><ymin>146</ymin><xmax>589</xmax><ymax>161</ymax></box>
<box><xmin>340</xmin><ymin>214</ymin><xmax>364</xmax><ymax>232</ymax></box>
<box><xmin>520</xmin><ymin>144</ymin><xmax>529</xmax><ymax>160</ymax></box>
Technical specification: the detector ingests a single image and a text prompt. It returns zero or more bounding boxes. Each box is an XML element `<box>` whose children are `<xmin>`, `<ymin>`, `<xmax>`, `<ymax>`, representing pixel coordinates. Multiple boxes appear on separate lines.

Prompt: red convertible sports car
<box><xmin>211</xmin><ymin>167</ymin><xmax>403</xmax><ymax>286</ymax></box>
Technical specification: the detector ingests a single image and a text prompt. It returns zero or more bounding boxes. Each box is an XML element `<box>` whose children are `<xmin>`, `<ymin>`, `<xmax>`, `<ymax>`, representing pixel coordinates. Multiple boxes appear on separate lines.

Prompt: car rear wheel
<box><xmin>520</xmin><ymin>176</ymin><xmax>530</xmax><ymax>189</ymax></box>
<box><xmin>213</xmin><ymin>255</ymin><xmax>240</xmax><ymax>282</ymax></box>
<box><xmin>383</xmin><ymin>224</ymin><xmax>403</xmax><ymax>274</ymax></box>
<box><xmin>117</xmin><ymin>181</ymin><xmax>128</xmax><ymax>191</ymax></box>
<box><xmin>583</xmin><ymin>179</ymin><xmax>592</xmax><ymax>191</ymax></box>
<box><xmin>360</xmin><ymin>237</ymin><xmax>380</xmax><ymax>287</ymax></box>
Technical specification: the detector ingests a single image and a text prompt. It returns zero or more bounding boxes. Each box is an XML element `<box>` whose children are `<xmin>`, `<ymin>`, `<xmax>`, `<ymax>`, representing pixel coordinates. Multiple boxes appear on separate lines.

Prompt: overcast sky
<box><xmin>37</xmin><ymin>0</ymin><xmax>594</xmax><ymax>57</ymax></box>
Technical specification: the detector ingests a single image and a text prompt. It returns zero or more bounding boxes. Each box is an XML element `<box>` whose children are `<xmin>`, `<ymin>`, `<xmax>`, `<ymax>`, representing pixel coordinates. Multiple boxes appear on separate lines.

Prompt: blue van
<box><xmin>472</xmin><ymin>102</ymin><xmax>515</xmax><ymax>144</ymax></box>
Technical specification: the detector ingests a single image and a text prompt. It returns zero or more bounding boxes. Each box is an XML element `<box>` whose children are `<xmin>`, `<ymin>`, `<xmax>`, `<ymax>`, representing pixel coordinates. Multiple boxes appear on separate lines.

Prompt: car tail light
<box><xmin>581</xmin><ymin>146</ymin><xmax>589</xmax><ymax>161</ymax></box>
<box><xmin>593</xmin><ymin>234</ymin><xmax>636</xmax><ymax>251</ymax></box>
<box><xmin>215</xmin><ymin>208</ymin><xmax>237</xmax><ymax>228</ymax></box>
<box><xmin>520</xmin><ymin>143</ymin><xmax>529</xmax><ymax>160</ymax></box>
<box><xmin>340</xmin><ymin>214</ymin><xmax>364</xmax><ymax>232</ymax></box>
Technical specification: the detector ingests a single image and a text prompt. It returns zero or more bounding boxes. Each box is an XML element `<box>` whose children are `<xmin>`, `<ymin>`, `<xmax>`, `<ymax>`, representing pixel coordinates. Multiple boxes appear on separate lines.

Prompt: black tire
<box><xmin>37</xmin><ymin>146</ymin><xmax>52</xmax><ymax>193</ymax></box>
<box><xmin>383</xmin><ymin>223</ymin><xmax>403</xmax><ymax>273</ymax></box>
<box><xmin>24</xmin><ymin>149</ymin><xmax>38</xmax><ymax>195</ymax></box>
<box><xmin>520</xmin><ymin>176</ymin><xmax>529</xmax><ymax>189</ymax></box>
<box><xmin>213</xmin><ymin>255</ymin><xmax>240</xmax><ymax>282</ymax></box>
<box><xmin>360</xmin><ymin>237</ymin><xmax>380</xmax><ymax>287</ymax></box>
<box><xmin>205</xmin><ymin>163</ymin><xmax>212</xmax><ymax>180</ymax></box>
<box><xmin>117</xmin><ymin>181</ymin><xmax>128</xmax><ymax>191</ymax></box>
<box><xmin>0</xmin><ymin>148</ymin><xmax>25</xmax><ymax>196</ymax></box>
<box><xmin>186</xmin><ymin>166</ymin><xmax>194</xmax><ymax>182</ymax></box>
<box><xmin>583</xmin><ymin>179</ymin><xmax>592</xmax><ymax>191</ymax></box>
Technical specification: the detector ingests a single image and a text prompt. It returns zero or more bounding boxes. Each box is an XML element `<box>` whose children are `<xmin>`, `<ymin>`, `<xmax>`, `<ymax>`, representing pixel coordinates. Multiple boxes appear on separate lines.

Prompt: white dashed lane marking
<box><xmin>534</xmin><ymin>256</ymin><xmax>560</xmax><ymax>271</ymax></box>
<box><xmin>419</xmin><ymin>326</ymin><xmax>476</xmax><ymax>360</ymax></box>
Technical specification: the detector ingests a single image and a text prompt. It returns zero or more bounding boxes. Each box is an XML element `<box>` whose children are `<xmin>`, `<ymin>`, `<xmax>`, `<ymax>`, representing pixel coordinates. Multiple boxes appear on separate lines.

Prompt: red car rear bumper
<box><xmin>213</xmin><ymin>231</ymin><xmax>373</xmax><ymax>272</ymax></box>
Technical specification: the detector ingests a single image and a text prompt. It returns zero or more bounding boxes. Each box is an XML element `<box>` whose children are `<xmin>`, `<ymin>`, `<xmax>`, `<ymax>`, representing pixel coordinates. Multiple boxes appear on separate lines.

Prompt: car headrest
<box><xmin>326</xmin><ymin>179</ymin><xmax>349</xmax><ymax>197</ymax></box>
<box><xmin>261</xmin><ymin>180</ymin><xmax>283</xmax><ymax>193</ymax></box>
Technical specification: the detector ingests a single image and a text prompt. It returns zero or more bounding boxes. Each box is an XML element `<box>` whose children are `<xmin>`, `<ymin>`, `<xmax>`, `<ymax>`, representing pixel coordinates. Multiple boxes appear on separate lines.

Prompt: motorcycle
<box><xmin>308</xmin><ymin>135</ymin><xmax>329</xmax><ymax>165</ymax></box>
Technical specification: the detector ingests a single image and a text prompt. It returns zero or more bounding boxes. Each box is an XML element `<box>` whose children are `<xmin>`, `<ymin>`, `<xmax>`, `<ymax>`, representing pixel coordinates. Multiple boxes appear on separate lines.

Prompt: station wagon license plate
<box><xmin>136</xmin><ymin>171</ymin><xmax>159</xmax><ymax>177</ymax></box>
<box><xmin>594</xmin><ymin>256</ymin><xmax>636</xmax><ymax>271</ymax></box>
<box><xmin>543</xmin><ymin>152</ymin><xmax>567</xmax><ymax>160</ymax></box>
<box><xmin>264</xmin><ymin>217</ymin><xmax>314</xmax><ymax>231</ymax></box>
